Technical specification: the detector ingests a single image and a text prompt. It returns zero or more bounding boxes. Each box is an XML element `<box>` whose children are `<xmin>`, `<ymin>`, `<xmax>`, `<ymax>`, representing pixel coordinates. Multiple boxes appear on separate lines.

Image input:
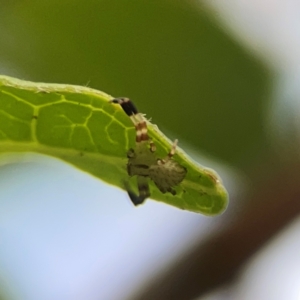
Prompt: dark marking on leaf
<box><xmin>199</xmin><ymin>190</ymin><xmax>208</xmax><ymax>196</ymax></box>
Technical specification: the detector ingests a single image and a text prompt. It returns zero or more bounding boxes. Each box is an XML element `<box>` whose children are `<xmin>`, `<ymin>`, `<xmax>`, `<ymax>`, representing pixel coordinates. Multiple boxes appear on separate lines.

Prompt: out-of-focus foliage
<box><xmin>0</xmin><ymin>0</ymin><xmax>270</xmax><ymax>168</ymax></box>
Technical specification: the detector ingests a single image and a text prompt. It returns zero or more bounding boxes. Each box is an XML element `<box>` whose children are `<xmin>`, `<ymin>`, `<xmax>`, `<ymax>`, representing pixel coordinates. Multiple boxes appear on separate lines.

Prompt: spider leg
<box><xmin>157</xmin><ymin>139</ymin><xmax>178</xmax><ymax>165</ymax></box>
<box><xmin>111</xmin><ymin>97</ymin><xmax>152</xmax><ymax>144</ymax></box>
<box><xmin>149</xmin><ymin>139</ymin><xmax>156</xmax><ymax>152</ymax></box>
<box><xmin>167</xmin><ymin>139</ymin><xmax>178</xmax><ymax>158</ymax></box>
<box><xmin>110</xmin><ymin>97</ymin><xmax>138</xmax><ymax>117</ymax></box>
<box><xmin>126</xmin><ymin>176</ymin><xmax>150</xmax><ymax>206</ymax></box>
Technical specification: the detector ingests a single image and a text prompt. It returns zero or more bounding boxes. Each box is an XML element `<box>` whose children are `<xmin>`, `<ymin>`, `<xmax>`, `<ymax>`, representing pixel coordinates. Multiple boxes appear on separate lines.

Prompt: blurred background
<box><xmin>0</xmin><ymin>0</ymin><xmax>299</xmax><ymax>299</ymax></box>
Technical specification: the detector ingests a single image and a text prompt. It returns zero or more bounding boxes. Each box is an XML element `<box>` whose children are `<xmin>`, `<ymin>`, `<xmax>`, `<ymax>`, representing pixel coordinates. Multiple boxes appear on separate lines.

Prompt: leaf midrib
<box><xmin>0</xmin><ymin>141</ymin><xmax>125</xmax><ymax>165</ymax></box>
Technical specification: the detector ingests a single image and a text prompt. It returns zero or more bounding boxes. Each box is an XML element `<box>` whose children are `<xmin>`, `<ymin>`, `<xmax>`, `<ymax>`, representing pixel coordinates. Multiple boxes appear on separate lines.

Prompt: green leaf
<box><xmin>0</xmin><ymin>75</ymin><xmax>228</xmax><ymax>215</ymax></box>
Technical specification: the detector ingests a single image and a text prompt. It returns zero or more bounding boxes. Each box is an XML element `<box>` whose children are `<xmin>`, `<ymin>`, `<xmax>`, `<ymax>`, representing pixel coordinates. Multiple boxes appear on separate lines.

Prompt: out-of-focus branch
<box><xmin>130</xmin><ymin>163</ymin><xmax>300</xmax><ymax>300</ymax></box>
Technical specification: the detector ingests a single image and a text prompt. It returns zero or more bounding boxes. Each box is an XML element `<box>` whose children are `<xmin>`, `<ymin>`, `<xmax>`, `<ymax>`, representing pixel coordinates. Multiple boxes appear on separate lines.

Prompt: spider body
<box><xmin>126</xmin><ymin>142</ymin><xmax>156</xmax><ymax>177</ymax></box>
<box><xmin>111</xmin><ymin>98</ymin><xmax>187</xmax><ymax>205</ymax></box>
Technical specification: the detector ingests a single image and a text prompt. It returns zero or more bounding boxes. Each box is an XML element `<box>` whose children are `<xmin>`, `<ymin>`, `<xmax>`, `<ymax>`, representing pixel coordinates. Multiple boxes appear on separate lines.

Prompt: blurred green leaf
<box><xmin>0</xmin><ymin>0</ymin><xmax>270</xmax><ymax>168</ymax></box>
<box><xmin>0</xmin><ymin>75</ymin><xmax>228</xmax><ymax>214</ymax></box>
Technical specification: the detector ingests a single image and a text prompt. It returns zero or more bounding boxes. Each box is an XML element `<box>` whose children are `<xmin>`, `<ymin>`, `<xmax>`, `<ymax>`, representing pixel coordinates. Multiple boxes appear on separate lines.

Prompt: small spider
<box><xmin>111</xmin><ymin>97</ymin><xmax>187</xmax><ymax>206</ymax></box>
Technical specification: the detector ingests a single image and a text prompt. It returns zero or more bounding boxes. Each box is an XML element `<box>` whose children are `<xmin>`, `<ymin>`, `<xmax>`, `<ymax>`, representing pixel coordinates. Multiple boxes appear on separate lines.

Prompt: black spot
<box><xmin>199</xmin><ymin>190</ymin><xmax>208</xmax><ymax>196</ymax></box>
<box><xmin>135</xmin><ymin>164</ymin><xmax>149</xmax><ymax>169</ymax></box>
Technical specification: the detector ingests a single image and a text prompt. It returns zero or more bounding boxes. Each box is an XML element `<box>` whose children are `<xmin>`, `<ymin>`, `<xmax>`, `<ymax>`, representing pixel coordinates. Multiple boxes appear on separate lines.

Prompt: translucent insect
<box><xmin>111</xmin><ymin>98</ymin><xmax>187</xmax><ymax>206</ymax></box>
